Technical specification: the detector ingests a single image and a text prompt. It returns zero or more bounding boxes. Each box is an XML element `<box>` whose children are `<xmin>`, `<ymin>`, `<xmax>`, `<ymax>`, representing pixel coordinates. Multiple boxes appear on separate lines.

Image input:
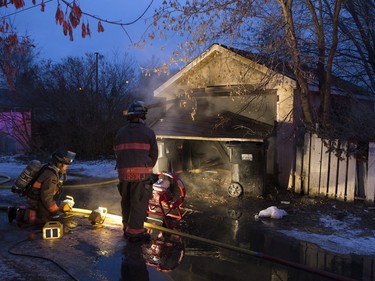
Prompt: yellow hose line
<box><xmin>0</xmin><ymin>179</ymin><xmax>119</xmax><ymax>190</ymax></box>
<box><xmin>146</xmin><ymin>222</ymin><xmax>257</xmax><ymax>256</ymax></box>
<box><xmin>0</xmin><ymin>207</ymin><xmax>238</xmax><ymax>257</ymax></box>
<box><xmin>0</xmin><ymin>174</ymin><xmax>11</xmax><ymax>185</ymax></box>
<box><xmin>64</xmin><ymin>179</ymin><xmax>118</xmax><ymax>189</ymax></box>
<box><xmin>0</xmin><ymin>206</ymin><xmax>358</xmax><ymax>281</ymax></box>
<box><xmin>71</xmin><ymin>208</ymin><xmax>356</xmax><ymax>281</ymax></box>
<box><xmin>71</xmin><ymin>207</ymin><xmax>256</xmax><ymax>256</ymax></box>
<box><xmin>72</xmin><ymin>207</ymin><xmax>121</xmax><ymax>220</ymax></box>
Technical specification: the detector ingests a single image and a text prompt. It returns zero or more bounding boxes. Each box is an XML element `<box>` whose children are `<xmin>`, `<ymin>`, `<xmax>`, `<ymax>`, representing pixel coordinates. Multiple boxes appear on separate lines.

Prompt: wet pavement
<box><xmin>0</xmin><ymin>176</ymin><xmax>374</xmax><ymax>281</ymax></box>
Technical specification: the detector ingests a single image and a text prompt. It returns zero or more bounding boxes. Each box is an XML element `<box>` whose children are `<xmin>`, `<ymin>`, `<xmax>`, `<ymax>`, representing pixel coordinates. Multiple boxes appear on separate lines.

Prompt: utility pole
<box><xmin>95</xmin><ymin>52</ymin><xmax>99</xmax><ymax>94</ymax></box>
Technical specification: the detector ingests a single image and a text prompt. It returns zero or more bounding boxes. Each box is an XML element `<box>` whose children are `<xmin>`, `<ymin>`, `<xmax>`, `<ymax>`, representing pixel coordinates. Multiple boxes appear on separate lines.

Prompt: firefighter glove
<box><xmin>52</xmin><ymin>210</ymin><xmax>67</xmax><ymax>220</ymax></box>
<box><xmin>60</xmin><ymin>202</ymin><xmax>72</xmax><ymax>213</ymax></box>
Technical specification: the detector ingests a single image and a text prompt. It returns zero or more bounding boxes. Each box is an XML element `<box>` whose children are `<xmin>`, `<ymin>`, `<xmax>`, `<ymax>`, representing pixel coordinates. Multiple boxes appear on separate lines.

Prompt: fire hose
<box><xmin>7</xmin><ymin>238</ymin><xmax>79</xmax><ymax>281</ymax></box>
<box><xmin>0</xmin><ymin>205</ymin><xmax>358</xmax><ymax>281</ymax></box>
<box><xmin>144</xmin><ymin>225</ymin><xmax>356</xmax><ymax>281</ymax></box>
<box><xmin>0</xmin><ymin>174</ymin><xmax>11</xmax><ymax>185</ymax></box>
<box><xmin>76</xmin><ymin>207</ymin><xmax>357</xmax><ymax>281</ymax></box>
<box><xmin>0</xmin><ymin>169</ymin><xmax>359</xmax><ymax>281</ymax></box>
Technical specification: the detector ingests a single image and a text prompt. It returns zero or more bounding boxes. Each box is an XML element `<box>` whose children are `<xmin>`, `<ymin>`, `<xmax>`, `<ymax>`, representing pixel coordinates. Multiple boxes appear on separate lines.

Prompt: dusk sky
<box><xmin>4</xmin><ymin>1</ymin><xmax>177</xmax><ymax>65</ymax></box>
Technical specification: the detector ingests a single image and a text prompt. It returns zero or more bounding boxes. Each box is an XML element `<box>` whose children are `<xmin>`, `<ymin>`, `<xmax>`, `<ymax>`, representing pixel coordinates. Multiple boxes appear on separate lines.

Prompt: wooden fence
<box><xmin>293</xmin><ymin>133</ymin><xmax>375</xmax><ymax>204</ymax></box>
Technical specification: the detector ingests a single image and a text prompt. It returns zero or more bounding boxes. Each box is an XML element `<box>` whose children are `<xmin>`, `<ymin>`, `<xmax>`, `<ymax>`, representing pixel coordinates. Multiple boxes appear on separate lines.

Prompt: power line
<box><xmin>2</xmin><ymin>0</ymin><xmax>154</xmax><ymax>26</ymax></box>
<box><xmin>2</xmin><ymin>0</ymin><xmax>155</xmax><ymax>43</ymax></box>
<box><xmin>2</xmin><ymin>0</ymin><xmax>54</xmax><ymax>18</ymax></box>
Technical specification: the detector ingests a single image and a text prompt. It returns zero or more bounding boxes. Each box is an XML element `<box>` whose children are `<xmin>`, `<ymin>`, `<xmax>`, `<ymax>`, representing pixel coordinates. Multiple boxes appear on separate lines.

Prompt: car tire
<box><xmin>228</xmin><ymin>182</ymin><xmax>243</xmax><ymax>197</ymax></box>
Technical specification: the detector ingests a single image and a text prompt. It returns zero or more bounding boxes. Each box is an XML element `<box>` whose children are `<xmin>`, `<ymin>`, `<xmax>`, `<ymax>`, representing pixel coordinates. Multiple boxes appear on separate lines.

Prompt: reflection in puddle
<box><xmin>120</xmin><ymin>230</ymin><xmax>185</xmax><ymax>281</ymax></box>
<box><xmin>143</xmin><ymin>230</ymin><xmax>185</xmax><ymax>272</ymax></box>
<box><xmin>70</xmin><ymin>187</ymin><xmax>373</xmax><ymax>281</ymax></box>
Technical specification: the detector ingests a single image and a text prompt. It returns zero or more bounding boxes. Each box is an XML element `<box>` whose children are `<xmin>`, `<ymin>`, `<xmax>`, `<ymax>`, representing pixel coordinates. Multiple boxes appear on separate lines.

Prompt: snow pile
<box><xmin>279</xmin><ymin>214</ymin><xmax>375</xmax><ymax>255</ymax></box>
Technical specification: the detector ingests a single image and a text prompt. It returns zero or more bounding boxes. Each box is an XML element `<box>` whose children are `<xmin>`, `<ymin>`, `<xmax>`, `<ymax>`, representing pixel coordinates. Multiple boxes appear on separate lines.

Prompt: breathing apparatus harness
<box><xmin>11</xmin><ymin>149</ymin><xmax>75</xmax><ymax>200</ymax></box>
<box><xmin>23</xmin><ymin>163</ymin><xmax>64</xmax><ymax>201</ymax></box>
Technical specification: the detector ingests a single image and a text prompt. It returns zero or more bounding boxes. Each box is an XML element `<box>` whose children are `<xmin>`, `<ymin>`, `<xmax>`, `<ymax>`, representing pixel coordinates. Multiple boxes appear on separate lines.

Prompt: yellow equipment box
<box><xmin>43</xmin><ymin>221</ymin><xmax>64</xmax><ymax>239</ymax></box>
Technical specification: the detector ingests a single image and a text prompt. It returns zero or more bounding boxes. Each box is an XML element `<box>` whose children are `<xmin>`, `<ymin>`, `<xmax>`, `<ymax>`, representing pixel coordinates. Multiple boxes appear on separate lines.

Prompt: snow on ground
<box><xmin>0</xmin><ymin>155</ymin><xmax>374</xmax><ymax>256</ymax></box>
<box><xmin>279</xmin><ymin>228</ymin><xmax>375</xmax><ymax>256</ymax></box>
<box><xmin>69</xmin><ymin>159</ymin><xmax>118</xmax><ymax>179</ymax></box>
<box><xmin>0</xmin><ymin>155</ymin><xmax>118</xmax><ymax>181</ymax></box>
<box><xmin>279</xmin><ymin>213</ymin><xmax>375</xmax><ymax>256</ymax></box>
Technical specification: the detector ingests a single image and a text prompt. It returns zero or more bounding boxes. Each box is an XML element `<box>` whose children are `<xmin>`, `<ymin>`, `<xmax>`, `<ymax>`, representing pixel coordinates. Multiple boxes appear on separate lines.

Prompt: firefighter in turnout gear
<box><xmin>115</xmin><ymin>101</ymin><xmax>158</xmax><ymax>242</ymax></box>
<box><xmin>8</xmin><ymin>149</ymin><xmax>76</xmax><ymax>227</ymax></box>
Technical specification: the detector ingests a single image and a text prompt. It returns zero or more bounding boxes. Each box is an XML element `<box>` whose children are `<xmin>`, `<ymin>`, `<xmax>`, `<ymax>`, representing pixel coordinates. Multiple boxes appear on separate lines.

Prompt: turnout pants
<box><xmin>18</xmin><ymin>197</ymin><xmax>53</xmax><ymax>227</ymax></box>
<box><xmin>118</xmin><ymin>180</ymin><xmax>153</xmax><ymax>235</ymax></box>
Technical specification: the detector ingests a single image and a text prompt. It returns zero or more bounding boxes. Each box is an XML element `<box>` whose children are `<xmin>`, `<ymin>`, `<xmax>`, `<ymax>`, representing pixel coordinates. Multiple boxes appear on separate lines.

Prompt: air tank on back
<box><xmin>11</xmin><ymin>160</ymin><xmax>42</xmax><ymax>195</ymax></box>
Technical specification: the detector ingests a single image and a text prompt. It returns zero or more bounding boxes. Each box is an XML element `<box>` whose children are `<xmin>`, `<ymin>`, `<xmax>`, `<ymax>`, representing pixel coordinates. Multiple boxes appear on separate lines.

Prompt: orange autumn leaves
<box><xmin>0</xmin><ymin>0</ymin><xmax>107</xmax><ymax>90</ymax></box>
<box><xmin>54</xmin><ymin>1</ymin><xmax>104</xmax><ymax>41</ymax></box>
<box><xmin>1</xmin><ymin>0</ymin><xmax>105</xmax><ymax>41</ymax></box>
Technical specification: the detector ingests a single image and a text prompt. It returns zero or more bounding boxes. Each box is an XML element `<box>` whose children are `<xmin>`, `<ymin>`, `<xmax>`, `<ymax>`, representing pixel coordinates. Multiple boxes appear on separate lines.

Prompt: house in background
<box><xmin>150</xmin><ymin>43</ymin><xmax>375</xmax><ymax>200</ymax></box>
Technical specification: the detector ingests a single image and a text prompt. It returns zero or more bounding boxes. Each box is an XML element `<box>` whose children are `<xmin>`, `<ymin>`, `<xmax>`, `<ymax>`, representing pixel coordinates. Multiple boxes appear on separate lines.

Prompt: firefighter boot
<box><xmin>15</xmin><ymin>208</ymin><xmax>26</xmax><ymax>228</ymax></box>
<box><xmin>7</xmin><ymin>207</ymin><xmax>18</xmax><ymax>223</ymax></box>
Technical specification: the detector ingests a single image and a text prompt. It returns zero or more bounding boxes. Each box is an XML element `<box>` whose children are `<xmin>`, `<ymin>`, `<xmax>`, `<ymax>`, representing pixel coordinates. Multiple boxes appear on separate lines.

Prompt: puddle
<box><xmin>69</xmin><ymin>185</ymin><xmax>373</xmax><ymax>281</ymax></box>
<box><xmin>94</xmin><ymin>235</ymin><xmax>178</xmax><ymax>281</ymax></box>
<box><xmin>1</xmin><ymin>183</ymin><xmax>373</xmax><ymax>281</ymax></box>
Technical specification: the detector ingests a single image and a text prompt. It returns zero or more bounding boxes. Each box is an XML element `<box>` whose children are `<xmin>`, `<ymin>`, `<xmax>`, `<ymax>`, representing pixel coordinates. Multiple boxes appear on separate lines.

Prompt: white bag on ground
<box><xmin>257</xmin><ymin>206</ymin><xmax>288</xmax><ymax>219</ymax></box>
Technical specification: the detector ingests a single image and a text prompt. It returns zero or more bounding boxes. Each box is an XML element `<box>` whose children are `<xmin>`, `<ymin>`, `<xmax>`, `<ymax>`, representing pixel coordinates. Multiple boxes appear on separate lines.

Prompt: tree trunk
<box><xmin>278</xmin><ymin>0</ymin><xmax>314</xmax><ymax>129</ymax></box>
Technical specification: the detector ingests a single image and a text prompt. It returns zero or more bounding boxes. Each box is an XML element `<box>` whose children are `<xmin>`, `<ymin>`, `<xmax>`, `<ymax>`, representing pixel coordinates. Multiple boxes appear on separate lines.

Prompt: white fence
<box><xmin>293</xmin><ymin>133</ymin><xmax>375</xmax><ymax>204</ymax></box>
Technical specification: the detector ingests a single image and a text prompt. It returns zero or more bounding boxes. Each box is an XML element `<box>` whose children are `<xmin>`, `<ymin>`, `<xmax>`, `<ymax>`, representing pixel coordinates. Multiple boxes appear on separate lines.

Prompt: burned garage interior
<box><xmin>150</xmin><ymin>97</ymin><xmax>275</xmax><ymax>198</ymax></box>
<box><xmin>148</xmin><ymin>43</ymin><xmax>296</xmax><ymax>199</ymax></box>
